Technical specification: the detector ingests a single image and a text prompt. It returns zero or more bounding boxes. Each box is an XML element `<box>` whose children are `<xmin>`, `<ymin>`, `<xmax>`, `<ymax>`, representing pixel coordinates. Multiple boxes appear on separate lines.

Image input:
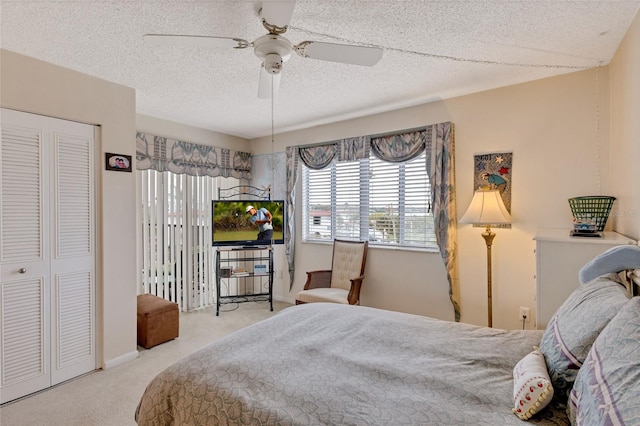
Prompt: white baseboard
<box><xmin>102</xmin><ymin>350</ymin><xmax>138</xmax><ymax>369</ymax></box>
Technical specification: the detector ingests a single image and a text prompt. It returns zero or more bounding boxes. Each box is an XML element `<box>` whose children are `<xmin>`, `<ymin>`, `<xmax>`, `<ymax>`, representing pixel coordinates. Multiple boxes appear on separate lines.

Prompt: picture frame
<box><xmin>253</xmin><ymin>264</ymin><xmax>268</xmax><ymax>275</ymax></box>
<box><xmin>105</xmin><ymin>153</ymin><xmax>132</xmax><ymax>172</ymax></box>
<box><xmin>473</xmin><ymin>151</ymin><xmax>513</xmax><ymax>229</ymax></box>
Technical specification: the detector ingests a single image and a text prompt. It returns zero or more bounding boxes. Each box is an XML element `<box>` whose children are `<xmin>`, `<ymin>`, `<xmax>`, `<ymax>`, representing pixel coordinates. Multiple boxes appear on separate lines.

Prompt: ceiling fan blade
<box><xmin>258</xmin><ymin>64</ymin><xmax>281</xmax><ymax>98</ymax></box>
<box><xmin>294</xmin><ymin>41</ymin><xmax>383</xmax><ymax>66</ymax></box>
<box><xmin>260</xmin><ymin>0</ymin><xmax>296</xmax><ymax>29</ymax></box>
<box><xmin>143</xmin><ymin>34</ymin><xmax>250</xmax><ymax>49</ymax></box>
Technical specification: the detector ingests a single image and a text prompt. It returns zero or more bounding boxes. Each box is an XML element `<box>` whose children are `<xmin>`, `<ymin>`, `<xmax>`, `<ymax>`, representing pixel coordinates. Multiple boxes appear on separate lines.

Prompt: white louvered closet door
<box><xmin>0</xmin><ymin>109</ymin><xmax>96</xmax><ymax>404</ymax></box>
<box><xmin>48</xmin><ymin>117</ymin><xmax>95</xmax><ymax>386</ymax></box>
<box><xmin>0</xmin><ymin>109</ymin><xmax>51</xmax><ymax>404</ymax></box>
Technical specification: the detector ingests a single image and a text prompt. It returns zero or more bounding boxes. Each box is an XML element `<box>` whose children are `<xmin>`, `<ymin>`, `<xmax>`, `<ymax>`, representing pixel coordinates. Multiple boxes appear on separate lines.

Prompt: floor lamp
<box><xmin>460</xmin><ymin>190</ymin><xmax>512</xmax><ymax>327</ymax></box>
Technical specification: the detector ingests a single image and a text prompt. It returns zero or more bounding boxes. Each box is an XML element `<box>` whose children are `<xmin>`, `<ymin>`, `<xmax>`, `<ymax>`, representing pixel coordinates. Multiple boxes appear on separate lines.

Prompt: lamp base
<box><xmin>482</xmin><ymin>225</ymin><xmax>495</xmax><ymax>328</ymax></box>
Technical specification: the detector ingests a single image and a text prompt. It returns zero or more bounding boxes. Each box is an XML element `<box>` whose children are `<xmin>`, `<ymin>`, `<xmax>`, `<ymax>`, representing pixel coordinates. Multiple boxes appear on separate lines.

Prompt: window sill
<box><xmin>302</xmin><ymin>239</ymin><xmax>440</xmax><ymax>254</ymax></box>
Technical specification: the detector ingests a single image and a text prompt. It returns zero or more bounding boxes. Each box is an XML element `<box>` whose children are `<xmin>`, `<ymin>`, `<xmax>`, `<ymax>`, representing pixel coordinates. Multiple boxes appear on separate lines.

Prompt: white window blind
<box><xmin>335</xmin><ymin>160</ymin><xmax>363</xmax><ymax>240</ymax></box>
<box><xmin>138</xmin><ymin>169</ymin><xmax>239</xmax><ymax>311</ymax></box>
<box><xmin>303</xmin><ymin>152</ymin><xmax>436</xmax><ymax>249</ymax></box>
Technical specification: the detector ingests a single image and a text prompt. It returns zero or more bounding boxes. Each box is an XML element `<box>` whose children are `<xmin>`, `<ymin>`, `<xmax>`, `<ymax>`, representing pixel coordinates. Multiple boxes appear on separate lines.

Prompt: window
<box><xmin>138</xmin><ymin>169</ymin><xmax>240</xmax><ymax>310</ymax></box>
<box><xmin>302</xmin><ymin>152</ymin><xmax>437</xmax><ymax>249</ymax></box>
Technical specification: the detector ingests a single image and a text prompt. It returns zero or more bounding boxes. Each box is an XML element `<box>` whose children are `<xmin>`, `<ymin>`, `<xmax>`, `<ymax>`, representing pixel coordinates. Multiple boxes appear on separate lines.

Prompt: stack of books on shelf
<box><xmin>232</xmin><ymin>267</ymin><xmax>249</xmax><ymax>277</ymax></box>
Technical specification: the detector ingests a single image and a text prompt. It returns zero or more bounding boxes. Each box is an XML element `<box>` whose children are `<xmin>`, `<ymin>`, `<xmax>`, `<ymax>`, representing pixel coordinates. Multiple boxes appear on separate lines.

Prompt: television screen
<box><xmin>212</xmin><ymin>200</ymin><xmax>286</xmax><ymax>246</ymax></box>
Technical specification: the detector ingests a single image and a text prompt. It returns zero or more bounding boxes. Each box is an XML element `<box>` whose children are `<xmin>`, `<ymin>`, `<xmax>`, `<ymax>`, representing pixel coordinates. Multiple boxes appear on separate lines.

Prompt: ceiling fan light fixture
<box><xmin>264</xmin><ymin>53</ymin><xmax>283</xmax><ymax>74</ymax></box>
<box><xmin>258</xmin><ymin>64</ymin><xmax>281</xmax><ymax>98</ymax></box>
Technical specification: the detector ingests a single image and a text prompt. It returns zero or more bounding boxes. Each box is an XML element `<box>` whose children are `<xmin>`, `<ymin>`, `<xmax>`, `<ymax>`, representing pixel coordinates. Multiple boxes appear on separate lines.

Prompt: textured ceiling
<box><xmin>1</xmin><ymin>1</ymin><xmax>639</xmax><ymax>139</ymax></box>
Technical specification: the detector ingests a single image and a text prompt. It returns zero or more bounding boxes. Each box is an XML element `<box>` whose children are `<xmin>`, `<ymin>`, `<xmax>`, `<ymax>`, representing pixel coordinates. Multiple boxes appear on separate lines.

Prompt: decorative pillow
<box><xmin>578</xmin><ymin>244</ymin><xmax>640</xmax><ymax>284</ymax></box>
<box><xmin>539</xmin><ymin>273</ymin><xmax>630</xmax><ymax>402</ymax></box>
<box><xmin>568</xmin><ymin>297</ymin><xmax>640</xmax><ymax>425</ymax></box>
<box><xmin>512</xmin><ymin>347</ymin><xmax>554</xmax><ymax>420</ymax></box>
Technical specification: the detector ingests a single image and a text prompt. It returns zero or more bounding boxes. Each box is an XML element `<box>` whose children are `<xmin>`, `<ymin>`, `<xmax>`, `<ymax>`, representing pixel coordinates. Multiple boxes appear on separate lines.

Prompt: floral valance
<box><xmin>371</xmin><ymin>130</ymin><xmax>426</xmax><ymax>163</ymax></box>
<box><xmin>296</xmin><ymin>130</ymin><xmax>427</xmax><ymax>168</ymax></box>
<box><xmin>339</xmin><ymin>136</ymin><xmax>370</xmax><ymax>162</ymax></box>
<box><xmin>136</xmin><ymin>132</ymin><xmax>252</xmax><ymax>179</ymax></box>
<box><xmin>298</xmin><ymin>144</ymin><xmax>337</xmax><ymax>170</ymax></box>
<box><xmin>298</xmin><ymin>136</ymin><xmax>371</xmax><ymax>169</ymax></box>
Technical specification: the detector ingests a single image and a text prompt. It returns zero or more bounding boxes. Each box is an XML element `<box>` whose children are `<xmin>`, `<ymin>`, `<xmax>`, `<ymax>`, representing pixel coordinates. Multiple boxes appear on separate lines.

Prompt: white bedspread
<box><xmin>135</xmin><ymin>303</ymin><xmax>568</xmax><ymax>425</ymax></box>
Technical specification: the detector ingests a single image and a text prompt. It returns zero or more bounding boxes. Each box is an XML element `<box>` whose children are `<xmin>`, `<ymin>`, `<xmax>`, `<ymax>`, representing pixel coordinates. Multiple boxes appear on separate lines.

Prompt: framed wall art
<box><xmin>473</xmin><ymin>151</ymin><xmax>512</xmax><ymax>228</ymax></box>
<box><xmin>105</xmin><ymin>153</ymin><xmax>132</xmax><ymax>172</ymax></box>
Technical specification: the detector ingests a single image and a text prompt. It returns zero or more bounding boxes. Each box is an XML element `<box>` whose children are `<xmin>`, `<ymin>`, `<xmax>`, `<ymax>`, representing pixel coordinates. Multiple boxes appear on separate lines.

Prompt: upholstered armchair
<box><xmin>295</xmin><ymin>239</ymin><xmax>368</xmax><ymax>305</ymax></box>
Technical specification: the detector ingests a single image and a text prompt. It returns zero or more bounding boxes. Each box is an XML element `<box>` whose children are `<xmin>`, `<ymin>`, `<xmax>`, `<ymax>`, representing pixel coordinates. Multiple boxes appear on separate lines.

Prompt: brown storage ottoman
<box><xmin>137</xmin><ymin>294</ymin><xmax>179</xmax><ymax>349</ymax></box>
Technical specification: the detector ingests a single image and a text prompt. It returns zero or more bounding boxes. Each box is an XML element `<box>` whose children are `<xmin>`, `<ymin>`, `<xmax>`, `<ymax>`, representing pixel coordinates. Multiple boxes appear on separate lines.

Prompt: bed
<box><xmin>135</xmin><ymin>246</ymin><xmax>640</xmax><ymax>426</ymax></box>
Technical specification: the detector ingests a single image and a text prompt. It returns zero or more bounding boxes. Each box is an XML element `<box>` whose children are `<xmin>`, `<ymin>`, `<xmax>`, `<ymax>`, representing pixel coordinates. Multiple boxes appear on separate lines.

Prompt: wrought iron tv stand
<box><xmin>215</xmin><ymin>185</ymin><xmax>273</xmax><ymax>316</ymax></box>
<box><xmin>215</xmin><ymin>246</ymin><xmax>273</xmax><ymax>316</ymax></box>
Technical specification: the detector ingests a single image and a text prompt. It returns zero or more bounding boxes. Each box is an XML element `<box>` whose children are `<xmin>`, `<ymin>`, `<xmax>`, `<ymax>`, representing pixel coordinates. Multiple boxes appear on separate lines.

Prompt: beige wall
<box><xmin>1</xmin><ymin>49</ymin><xmax>138</xmax><ymax>367</ymax></box>
<box><xmin>252</xmin><ymin>67</ymin><xmax>620</xmax><ymax>329</ymax></box>
<box><xmin>136</xmin><ymin>114</ymin><xmax>251</xmax><ymax>151</ymax></box>
<box><xmin>609</xmin><ymin>11</ymin><xmax>640</xmax><ymax>241</ymax></box>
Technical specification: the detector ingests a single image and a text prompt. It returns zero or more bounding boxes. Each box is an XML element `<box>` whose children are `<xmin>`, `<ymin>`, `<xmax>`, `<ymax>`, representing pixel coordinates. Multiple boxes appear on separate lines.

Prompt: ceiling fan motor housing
<box><xmin>254</xmin><ymin>34</ymin><xmax>292</xmax><ymax>74</ymax></box>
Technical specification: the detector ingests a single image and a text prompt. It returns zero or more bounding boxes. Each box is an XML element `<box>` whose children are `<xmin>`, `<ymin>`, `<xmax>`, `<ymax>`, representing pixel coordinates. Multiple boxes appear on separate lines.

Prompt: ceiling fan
<box><xmin>143</xmin><ymin>0</ymin><xmax>383</xmax><ymax>98</ymax></box>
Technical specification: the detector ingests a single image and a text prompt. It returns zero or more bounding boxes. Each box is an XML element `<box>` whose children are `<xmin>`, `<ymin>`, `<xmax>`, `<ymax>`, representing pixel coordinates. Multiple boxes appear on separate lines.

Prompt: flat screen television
<box><xmin>212</xmin><ymin>200</ymin><xmax>286</xmax><ymax>247</ymax></box>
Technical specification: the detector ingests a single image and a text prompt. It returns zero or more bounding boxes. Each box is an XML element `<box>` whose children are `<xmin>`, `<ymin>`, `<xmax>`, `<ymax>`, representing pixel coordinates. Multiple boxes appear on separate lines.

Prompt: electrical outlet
<box><xmin>519</xmin><ymin>306</ymin><xmax>531</xmax><ymax>322</ymax></box>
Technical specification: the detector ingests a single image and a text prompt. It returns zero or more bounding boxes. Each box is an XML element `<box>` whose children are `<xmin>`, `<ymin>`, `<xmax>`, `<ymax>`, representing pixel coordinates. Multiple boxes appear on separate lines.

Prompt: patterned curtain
<box><xmin>425</xmin><ymin>122</ymin><xmax>461</xmax><ymax>321</ymax></box>
<box><xmin>136</xmin><ymin>132</ymin><xmax>252</xmax><ymax>179</ymax></box>
<box><xmin>286</xmin><ymin>137</ymin><xmax>368</xmax><ymax>290</ymax></box>
<box><xmin>298</xmin><ymin>143</ymin><xmax>338</xmax><ymax>169</ymax></box>
<box><xmin>285</xmin><ymin>146</ymin><xmax>298</xmax><ymax>289</ymax></box>
<box><xmin>370</xmin><ymin>130</ymin><xmax>426</xmax><ymax>163</ymax></box>
<box><xmin>298</xmin><ymin>137</ymin><xmax>371</xmax><ymax>170</ymax></box>
<box><xmin>339</xmin><ymin>136</ymin><xmax>370</xmax><ymax>162</ymax></box>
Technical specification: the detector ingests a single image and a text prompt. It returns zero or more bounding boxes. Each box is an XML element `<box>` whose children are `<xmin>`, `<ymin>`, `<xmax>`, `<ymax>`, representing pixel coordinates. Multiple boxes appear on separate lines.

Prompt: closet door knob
<box><xmin>18</xmin><ymin>268</ymin><xmax>27</xmax><ymax>274</ymax></box>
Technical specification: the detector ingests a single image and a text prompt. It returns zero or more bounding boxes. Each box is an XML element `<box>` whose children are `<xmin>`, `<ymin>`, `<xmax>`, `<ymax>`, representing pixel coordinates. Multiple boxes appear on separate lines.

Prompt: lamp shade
<box><xmin>460</xmin><ymin>190</ymin><xmax>512</xmax><ymax>225</ymax></box>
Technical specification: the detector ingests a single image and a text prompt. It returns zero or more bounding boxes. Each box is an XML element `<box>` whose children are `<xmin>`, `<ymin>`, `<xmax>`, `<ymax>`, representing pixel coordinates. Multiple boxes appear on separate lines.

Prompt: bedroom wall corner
<box><xmin>609</xmin><ymin>10</ymin><xmax>640</xmax><ymax>241</ymax></box>
<box><xmin>451</xmin><ymin>68</ymin><xmax>611</xmax><ymax>329</ymax></box>
<box><xmin>250</xmin><ymin>68</ymin><xmax>615</xmax><ymax>329</ymax></box>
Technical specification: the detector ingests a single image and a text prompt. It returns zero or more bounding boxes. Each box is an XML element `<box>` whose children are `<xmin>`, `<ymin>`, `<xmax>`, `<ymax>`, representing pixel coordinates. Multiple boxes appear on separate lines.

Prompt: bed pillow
<box><xmin>578</xmin><ymin>244</ymin><xmax>640</xmax><ymax>284</ymax></box>
<box><xmin>512</xmin><ymin>347</ymin><xmax>554</xmax><ymax>420</ymax></box>
<box><xmin>539</xmin><ymin>273</ymin><xmax>630</xmax><ymax>402</ymax></box>
<box><xmin>567</xmin><ymin>297</ymin><xmax>640</xmax><ymax>425</ymax></box>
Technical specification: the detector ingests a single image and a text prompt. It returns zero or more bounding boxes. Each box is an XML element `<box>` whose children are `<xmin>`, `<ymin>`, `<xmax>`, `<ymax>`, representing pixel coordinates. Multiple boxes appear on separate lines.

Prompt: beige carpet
<box><xmin>0</xmin><ymin>300</ymin><xmax>292</xmax><ymax>426</ymax></box>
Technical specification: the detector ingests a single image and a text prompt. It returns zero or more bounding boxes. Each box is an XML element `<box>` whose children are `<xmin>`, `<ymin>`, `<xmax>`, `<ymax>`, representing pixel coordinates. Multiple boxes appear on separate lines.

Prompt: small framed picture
<box><xmin>253</xmin><ymin>264</ymin><xmax>268</xmax><ymax>275</ymax></box>
<box><xmin>105</xmin><ymin>153</ymin><xmax>132</xmax><ymax>172</ymax></box>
